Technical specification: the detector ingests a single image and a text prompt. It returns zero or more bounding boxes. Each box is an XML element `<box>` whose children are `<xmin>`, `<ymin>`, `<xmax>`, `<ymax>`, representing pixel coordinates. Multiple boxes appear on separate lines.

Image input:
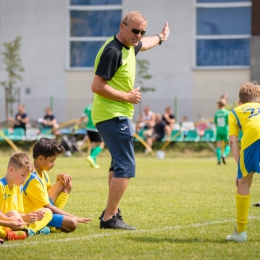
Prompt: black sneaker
<box><xmin>100</xmin><ymin>214</ymin><xmax>135</xmax><ymax>230</ymax></box>
<box><xmin>99</xmin><ymin>208</ymin><xmax>123</xmax><ymax>221</ymax></box>
<box><xmin>222</xmin><ymin>156</ymin><xmax>226</xmax><ymax>165</ymax></box>
<box><xmin>253</xmin><ymin>202</ymin><xmax>260</xmax><ymax>207</ymax></box>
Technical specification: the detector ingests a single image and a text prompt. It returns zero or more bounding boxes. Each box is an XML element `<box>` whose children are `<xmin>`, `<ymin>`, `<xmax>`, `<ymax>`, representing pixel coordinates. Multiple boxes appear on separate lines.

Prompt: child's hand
<box><xmin>77</xmin><ymin>217</ymin><xmax>93</xmax><ymax>224</ymax></box>
<box><xmin>36</xmin><ymin>211</ymin><xmax>45</xmax><ymax>221</ymax></box>
<box><xmin>8</xmin><ymin>219</ymin><xmax>27</xmax><ymax>230</ymax></box>
<box><xmin>57</xmin><ymin>174</ymin><xmax>72</xmax><ymax>185</ymax></box>
<box><xmin>23</xmin><ymin>212</ymin><xmax>38</xmax><ymax>223</ymax></box>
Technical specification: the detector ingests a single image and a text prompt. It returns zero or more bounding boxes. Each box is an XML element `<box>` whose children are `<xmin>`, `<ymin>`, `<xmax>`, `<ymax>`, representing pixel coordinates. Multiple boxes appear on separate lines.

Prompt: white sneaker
<box><xmin>226</xmin><ymin>230</ymin><xmax>247</xmax><ymax>242</ymax></box>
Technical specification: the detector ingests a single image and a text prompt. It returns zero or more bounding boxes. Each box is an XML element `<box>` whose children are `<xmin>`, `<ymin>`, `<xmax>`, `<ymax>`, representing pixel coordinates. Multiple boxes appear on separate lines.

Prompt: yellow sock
<box><xmin>0</xmin><ymin>227</ymin><xmax>7</xmax><ymax>239</ymax></box>
<box><xmin>54</xmin><ymin>192</ymin><xmax>69</xmax><ymax>210</ymax></box>
<box><xmin>236</xmin><ymin>194</ymin><xmax>250</xmax><ymax>233</ymax></box>
<box><xmin>28</xmin><ymin>210</ymin><xmax>53</xmax><ymax>233</ymax></box>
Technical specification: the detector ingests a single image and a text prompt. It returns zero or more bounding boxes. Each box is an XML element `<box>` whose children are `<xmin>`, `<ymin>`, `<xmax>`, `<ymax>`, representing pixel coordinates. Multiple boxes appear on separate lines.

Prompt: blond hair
<box><xmin>121</xmin><ymin>11</ymin><xmax>147</xmax><ymax>25</ymax></box>
<box><xmin>239</xmin><ymin>82</ymin><xmax>260</xmax><ymax>103</ymax></box>
<box><xmin>8</xmin><ymin>151</ymin><xmax>34</xmax><ymax>172</ymax></box>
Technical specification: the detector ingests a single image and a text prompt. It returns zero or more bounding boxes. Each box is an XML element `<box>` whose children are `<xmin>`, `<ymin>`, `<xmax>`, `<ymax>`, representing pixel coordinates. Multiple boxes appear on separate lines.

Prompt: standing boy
<box><xmin>226</xmin><ymin>82</ymin><xmax>260</xmax><ymax>242</ymax></box>
<box><xmin>22</xmin><ymin>138</ymin><xmax>92</xmax><ymax>232</ymax></box>
<box><xmin>0</xmin><ymin>151</ymin><xmax>52</xmax><ymax>242</ymax></box>
<box><xmin>214</xmin><ymin>98</ymin><xmax>230</xmax><ymax>165</ymax></box>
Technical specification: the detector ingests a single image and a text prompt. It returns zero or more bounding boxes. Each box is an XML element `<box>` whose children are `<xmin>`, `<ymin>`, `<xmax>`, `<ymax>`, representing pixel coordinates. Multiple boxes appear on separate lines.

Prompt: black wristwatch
<box><xmin>155</xmin><ymin>34</ymin><xmax>162</xmax><ymax>45</ymax></box>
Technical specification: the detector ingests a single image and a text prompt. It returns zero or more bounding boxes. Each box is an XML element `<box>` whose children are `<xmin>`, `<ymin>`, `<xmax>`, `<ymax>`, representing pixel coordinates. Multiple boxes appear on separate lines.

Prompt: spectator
<box><xmin>144</xmin><ymin>113</ymin><xmax>171</xmax><ymax>149</ymax></box>
<box><xmin>135</xmin><ymin>106</ymin><xmax>155</xmax><ymax>133</ymax></box>
<box><xmin>162</xmin><ymin>106</ymin><xmax>175</xmax><ymax>130</ymax></box>
<box><xmin>180</xmin><ymin>116</ymin><xmax>195</xmax><ymax>137</ymax></box>
<box><xmin>39</xmin><ymin>107</ymin><xmax>59</xmax><ymax>130</ymax></box>
<box><xmin>8</xmin><ymin>104</ymin><xmax>29</xmax><ymax>132</ymax></box>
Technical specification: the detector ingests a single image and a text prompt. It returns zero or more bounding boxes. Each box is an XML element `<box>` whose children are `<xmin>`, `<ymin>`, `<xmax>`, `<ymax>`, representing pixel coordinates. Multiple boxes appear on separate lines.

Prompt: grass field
<box><xmin>1</xmin><ymin>152</ymin><xmax>260</xmax><ymax>259</ymax></box>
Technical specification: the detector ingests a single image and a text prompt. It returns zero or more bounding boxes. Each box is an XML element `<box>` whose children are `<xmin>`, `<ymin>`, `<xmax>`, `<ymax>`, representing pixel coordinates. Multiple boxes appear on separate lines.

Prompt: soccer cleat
<box><xmin>93</xmin><ymin>163</ymin><xmax>100</xmax><ymax>169</ymax></box>
<box><xmin>5</xmin><ymin>230</ymin><xmax>27</xmax><ymax>241</ymax></box>
<box><xmin>100</xmin><ymin>214</ymin><xmax>135</xmax><ymax>230</ymax></box>
<box><xmin>26</xmin><ymin>227</ymin><xmax>50</xmax><ymax>236</ymax></box>
<box><xmin>36</xmin><ymin>227</ymin><xmax>50</xmax><ymax>235</ymax></box>
<box><xmin>217</xmin><ymin>161</ymin><xmax>221</xmax><ymax>165</ymax></box>
<box><xmin>226</xmin><ymin>230</ymin><xmax>247</xmax><ymax>242</ymax></box>
<box><xmin>222</xmin><ymin>156</ymin><xmax>226</xmax><ymax>165</ymax></box>
<box><xmin>99</xmin><ymin>208</ymin><xmax>123</xmax><ymax>221</ymax></box>
<box><xmin>86</xmin><ymin>156</ymin><xmax>96</xmax><ymax>168</ymax></box>
<box><xmin>253</xmin><ymin>202</ymin><xmax>260</xmax><ymax>207</ymax></box>
<box><xmin>0</xmin><ymin>238</ymin><xmax>4</xmax><ymax>244</ymax></box>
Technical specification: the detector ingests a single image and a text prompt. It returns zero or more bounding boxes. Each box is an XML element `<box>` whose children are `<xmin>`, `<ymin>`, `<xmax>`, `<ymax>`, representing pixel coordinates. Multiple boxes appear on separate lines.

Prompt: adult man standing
<box><xmin>91</xmin><ymin>11</ymin><xmax>170</xmax><ymax>229</ymax></box>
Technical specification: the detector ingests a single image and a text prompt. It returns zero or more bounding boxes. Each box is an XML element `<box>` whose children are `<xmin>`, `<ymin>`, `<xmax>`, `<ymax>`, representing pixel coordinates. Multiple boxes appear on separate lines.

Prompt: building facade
<box><xmin>0</xmin><ymin>0</ymin><xmax>258</xmax><ymax>124</ymax></box>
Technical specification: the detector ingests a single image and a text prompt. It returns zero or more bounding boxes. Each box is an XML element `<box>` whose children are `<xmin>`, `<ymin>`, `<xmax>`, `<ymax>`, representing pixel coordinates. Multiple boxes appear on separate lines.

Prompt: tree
<box><xmin>0</xmin><ymin>36</ymin><xmax>24</xmax><ymax>119</ymax></box>
<box><xmin>136</xmin><ymin>59</ymin><xmax>154</xmax><ymax>92</ymax></box>
<box><xmin>136</xmin><ymin>59</ymin><xmax>154</xmax><ymax>116</ymax></box>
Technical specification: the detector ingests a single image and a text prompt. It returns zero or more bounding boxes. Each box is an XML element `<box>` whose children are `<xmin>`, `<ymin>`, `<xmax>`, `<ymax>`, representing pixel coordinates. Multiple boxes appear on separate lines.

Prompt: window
<box><xmin>68</xmin><ymin>0</ymin><xmax>122</xmax><ymax>69</ymax></box>
<box><xmin>195</xmin><ymin>0</ymin><xmax>252</xmax><ymax>68</ymax></box>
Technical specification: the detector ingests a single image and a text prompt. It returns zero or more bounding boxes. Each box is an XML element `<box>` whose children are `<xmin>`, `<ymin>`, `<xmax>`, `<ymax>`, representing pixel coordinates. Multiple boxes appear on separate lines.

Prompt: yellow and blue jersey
<box><xmin>0</xmin><ymin>177</ymin><xmax>24</xmax><ymax>214</ymax></box>
<box><xmin>229</xmin><ymin>102</ymin><xmax>260</xmax><ymax>177</ymax></box>
<box><xmin>23</xmin><ymin>171</ymin><xmax>51</xmax><ymax>213</ymax></box>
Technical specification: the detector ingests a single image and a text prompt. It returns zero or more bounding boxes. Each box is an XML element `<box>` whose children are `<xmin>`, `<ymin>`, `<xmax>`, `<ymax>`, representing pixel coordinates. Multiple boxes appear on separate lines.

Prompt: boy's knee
<box><xmin>63</xmin><ymin>217</ymin><xmax>78</xmax><ymax>232</ymax></box>
<box><xmin>64</xmin><ymin>181</ymin><xmax>72</xmax><ymax>194</ymax></box>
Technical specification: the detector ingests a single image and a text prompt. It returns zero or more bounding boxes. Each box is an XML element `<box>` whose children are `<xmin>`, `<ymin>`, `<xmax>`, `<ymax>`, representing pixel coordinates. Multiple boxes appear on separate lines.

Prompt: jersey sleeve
<box><xmin>25</xmin><ymin>179</ymin><xmax>50</xmax><ymax>208</ymax></box>
<box><xmin>228</xmin><ymin>112</ymin><xmax>239</xmax><ymax>136</ymax></box>
<box><xmin>95</xmin><ymin>46</ymin><xmax>122</xmax><ymax>81</ymax></box>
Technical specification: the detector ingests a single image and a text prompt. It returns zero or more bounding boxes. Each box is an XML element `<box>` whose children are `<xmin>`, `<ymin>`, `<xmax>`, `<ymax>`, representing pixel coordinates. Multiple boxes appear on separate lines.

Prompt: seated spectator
<box><xmin>38</xmin><ymin>107</ymin><xmax>59</xmax><ymax>131</ymax></box>
<box><xmin>143</xmin><ymin>114</ymin><xmax>171</xmax><ymax>150</ymax></box>
<box><xmin>135</xmin><ymin>106</ymin><xmax>155</xmax><ymax>133</ymax></box>
<box><xmin>162</xmin><ymin>106</ymin><xmax>175</xmax><ymax>130</ymax></box>
<box><xmin>8</xmin><ymin>104</ymin><xmax>29</xmax><ymax>132</ymax></box>
<box><xmin>180</xmin><ymin>116</ymin><xmax>195</xmax><ymax>137</ymax></box>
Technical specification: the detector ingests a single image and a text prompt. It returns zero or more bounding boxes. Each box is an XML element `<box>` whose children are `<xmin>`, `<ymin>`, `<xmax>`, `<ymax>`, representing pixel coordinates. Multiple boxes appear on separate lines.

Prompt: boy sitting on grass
<box><xmin>23</xmin><ymin>137</ymin><xmax>92</xmax><ymax>232</ymax></box>
<box><xmin>0</xmin><ymin>151</ymin><xmax>52</xmax><ymax>242</ymax></box>
<box><xmin>226</xmin><ymin>82</ymin><xmax>260</xmax><ymax>242</ymax></box>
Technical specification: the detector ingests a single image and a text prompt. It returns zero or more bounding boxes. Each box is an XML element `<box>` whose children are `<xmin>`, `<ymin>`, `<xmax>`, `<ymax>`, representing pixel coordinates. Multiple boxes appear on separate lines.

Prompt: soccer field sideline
<box><xmin>2</xmin><ymin>215</ymin><xmax>259</xmax><ymax>248</ymax></box>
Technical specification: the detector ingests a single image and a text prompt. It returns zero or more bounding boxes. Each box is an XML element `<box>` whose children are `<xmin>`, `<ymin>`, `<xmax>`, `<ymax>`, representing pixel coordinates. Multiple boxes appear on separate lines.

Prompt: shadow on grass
<box><xmin>128</xmin><ymin>236</ymin><xmax>227</xmax><ymax>244</ymax></box>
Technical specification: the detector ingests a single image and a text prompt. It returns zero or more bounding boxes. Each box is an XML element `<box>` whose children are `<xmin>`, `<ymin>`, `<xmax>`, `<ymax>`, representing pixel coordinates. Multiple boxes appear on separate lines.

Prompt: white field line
<box><xmin>1</xmin><ymin>216</ymin><xmax>259</xmax><ymax>248</ymax></box>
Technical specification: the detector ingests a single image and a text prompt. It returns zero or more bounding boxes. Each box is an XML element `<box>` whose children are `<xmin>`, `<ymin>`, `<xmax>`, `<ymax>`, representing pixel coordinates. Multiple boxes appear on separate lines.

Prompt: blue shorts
<box><xmin>96</xmin><ymin>117</ymin><xmax>136</xmax><ymax>178</ymax></box>
<box><xmin>48</xmin><ymin>214</ymin><xmax>65</xmax><ymax>228</ymax></box>
<box><xmin>47</xmin><ymin>197</ymin><xmax>65</xmax><ymax>228</ymax></box>
<box><xmin>237</xmin><ymin>139</ymin><xmax>260</xmax><ymax>179</ymax></box>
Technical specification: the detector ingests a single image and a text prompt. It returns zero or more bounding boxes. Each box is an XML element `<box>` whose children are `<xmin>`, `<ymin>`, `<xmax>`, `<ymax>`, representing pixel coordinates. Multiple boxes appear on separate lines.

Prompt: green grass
<box><xmin>1</xmin><ymin>153</ymin><xmax>260</xmax><ymax>259</ymax></box>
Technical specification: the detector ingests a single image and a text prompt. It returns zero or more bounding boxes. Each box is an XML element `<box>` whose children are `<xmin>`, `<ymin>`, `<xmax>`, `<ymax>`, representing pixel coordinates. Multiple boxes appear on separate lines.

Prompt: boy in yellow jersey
<box><xmin>226</xmin><ymin>82</ymin><xmax>260</xmax><ymax>242</ymax></box>
<box><xmin>23</xmin><ymin>138</ymin><xmax>92</xmax><ymax>232</ymax></box>
<box><xmin>0</xmin><ymin>151</ymin><xmax>52</xmax><ymax>242</ymax></box>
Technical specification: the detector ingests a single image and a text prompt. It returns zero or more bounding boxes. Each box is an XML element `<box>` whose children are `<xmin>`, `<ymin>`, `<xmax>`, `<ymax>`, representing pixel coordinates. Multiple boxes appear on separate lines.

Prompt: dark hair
<box><xmin>33</xmin><ymin>137</ymin><xmax>65</xmax><ymax>159</ymax></box>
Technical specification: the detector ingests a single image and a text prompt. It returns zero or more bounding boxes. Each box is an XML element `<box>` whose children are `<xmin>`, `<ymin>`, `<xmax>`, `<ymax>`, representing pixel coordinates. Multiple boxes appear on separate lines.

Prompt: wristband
<box><xmin>155</xmin><ymin>34</ymin><xmax>162</xmax><ymax>45</ymax></box>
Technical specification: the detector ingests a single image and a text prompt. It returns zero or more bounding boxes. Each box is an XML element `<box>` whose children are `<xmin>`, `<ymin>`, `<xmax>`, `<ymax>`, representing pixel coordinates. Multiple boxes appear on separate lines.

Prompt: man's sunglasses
<box><xmin>123</xmin><ymin>23</ymin><xmax>146</xmax><ymax>36</ymax></box>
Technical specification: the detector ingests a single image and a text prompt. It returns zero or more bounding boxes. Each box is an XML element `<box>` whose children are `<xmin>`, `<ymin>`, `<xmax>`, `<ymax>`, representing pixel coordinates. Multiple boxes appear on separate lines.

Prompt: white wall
<box><xmin>0</xmin><ymin>0</ymin><xmax>67</xmax><ymax>122</ymax></box>
<box><xmin>0</xmin><ymin>0</ymin><xmax>252</xmax><ymax>125</ymax></box>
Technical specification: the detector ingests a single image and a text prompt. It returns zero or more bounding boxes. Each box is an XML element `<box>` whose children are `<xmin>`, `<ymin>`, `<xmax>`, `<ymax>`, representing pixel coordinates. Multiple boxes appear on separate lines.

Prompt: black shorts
<box><xmin>87</xmin><ymin>130</ymin><xmax>103</xmax><ymax>142</ymax></box>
